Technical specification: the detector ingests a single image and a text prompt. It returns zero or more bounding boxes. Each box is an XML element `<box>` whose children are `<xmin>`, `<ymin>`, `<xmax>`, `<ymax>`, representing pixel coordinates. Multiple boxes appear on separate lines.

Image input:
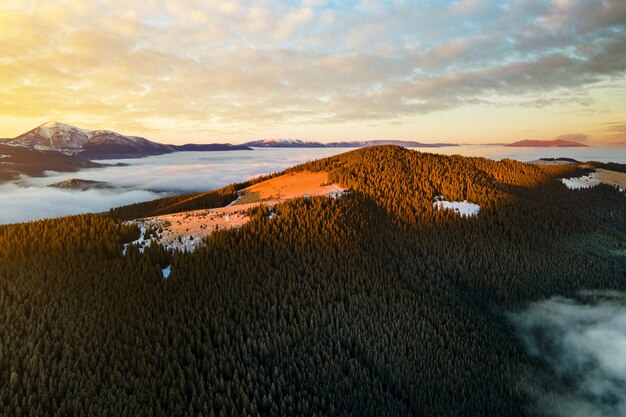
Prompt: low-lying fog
<box><xmin>0</xmin><ymin>148</ymin><xmax>345</xmax><ymax>224</ymax></box>
<box><xmin>510</xmin><ymin>292</ymin><xmax>626</xmax><ymax>417</ymax></box>
<box><xmin>1</xmin><ymin>145</ymin><xmax>624</xmax><ymax>224</ymax></box>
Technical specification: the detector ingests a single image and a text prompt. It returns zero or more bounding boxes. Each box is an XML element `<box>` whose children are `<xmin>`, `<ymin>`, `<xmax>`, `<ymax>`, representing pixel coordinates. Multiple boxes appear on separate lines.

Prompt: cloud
<box><xmin>356</xmin><ymin>0</ymin><xmax>386</xmax><ymax>15</ymax></box>
<box><xmin>0</xmin><ymin>148</ymin><xmax>345</xmax><ymax>224</ymax></box>
<box><xmin>449</xmin><ymin>0</ymin><xmax>486</xmax><ymax>14</ymax></box>
<box><xmin>0</xmin><ymin>183</ymin><xmax>162</xmax><ymax>224</ymax></box>
<box><xmin>600</xmin><ymin>122</ymin><xmax>626</xmax><ymax>143</ymax></box>
<box><xmin>604</xmin><ymin>122</ymin><xmax>626</xmax><ymax>133</ymax></box>
<box><xmin>0</xmin><ymin>1</ymin><xmax>624</xmax><ymax>141</ymax></box>
<box><xmin>509</xmin><ymin>293</ymin><xmax>626</xmax><ymax>417</ymax></box>
<box><xmin>556</xmin><ymin>133</ymin><xmax>589</xmax><ymax>142</ymax></box>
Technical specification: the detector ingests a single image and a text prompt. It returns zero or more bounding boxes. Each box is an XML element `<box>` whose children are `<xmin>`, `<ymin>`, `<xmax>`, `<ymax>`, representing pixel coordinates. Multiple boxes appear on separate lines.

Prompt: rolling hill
<box><xmin>1</xmin><ymin>146</ymin><xmax>625</xmax><ymax>417</ymax></box>
<box><xmin>0</xmin><ymin>143</ymin><xmax>102</xmax><ymax>182</ymax></box>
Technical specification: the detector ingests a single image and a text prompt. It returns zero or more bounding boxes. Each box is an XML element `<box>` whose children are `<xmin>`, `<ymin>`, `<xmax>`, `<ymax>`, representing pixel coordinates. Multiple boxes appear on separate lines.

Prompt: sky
<box><xmin>0</xmin><ymin>0</ymin><xmax>625</xmax><ymax>145</ymax></box>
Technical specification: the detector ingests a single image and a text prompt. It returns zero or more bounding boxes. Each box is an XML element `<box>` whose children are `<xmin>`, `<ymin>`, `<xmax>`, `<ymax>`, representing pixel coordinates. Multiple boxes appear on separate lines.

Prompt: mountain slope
<box><xmin>7</xmin><ymin>121</ymin><xmax>92</xmax><ymax>153</ymax></box>
<box><xmin>242</xmin><ymin>139</ymin><xmax>328</xmax><ymax>148</ymax></box>
<box><xmin>6</xmin><ymin>122</ymin><xmax>251</xmax><ymax>159</ymax></box>
<box><xmin>1</xmin><ymin>146</ymin><xmax>625</xmax><ymax>417</ymax></box>
<box><xmin>0</xmin><ymin>143</ymin><xmax>101</xmax><ymax>182</ymax></box>
<box><xmin>326</xmin><ymin>139</ymin><xmax>457</xmax><ymax>148</ymax></box>
<box><xmin>79</xmin><ymin>130</ymin><xmax>174</xmax><ymax>158</ymax></box>
<box><xmin>6</xmin><ymin>121</ymin><xmax>173</xmax><ymax>158</ymax></box>
<box><xmin>242</xmin><ymin>138</ymin><xmax>458</xmax><ymax>148</ymax></box>
<box><xmin>505</xmin><ymin>139</ymin><xmax>589</xmax><ymax>147</ymax></box>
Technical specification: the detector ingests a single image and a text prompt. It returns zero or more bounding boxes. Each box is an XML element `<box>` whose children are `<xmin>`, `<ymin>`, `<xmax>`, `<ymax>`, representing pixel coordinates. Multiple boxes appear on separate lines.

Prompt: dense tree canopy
<box><xmin>1</xmin><ymin>146</ymin><xmax>624</xmax><ymax>416</ymax></box>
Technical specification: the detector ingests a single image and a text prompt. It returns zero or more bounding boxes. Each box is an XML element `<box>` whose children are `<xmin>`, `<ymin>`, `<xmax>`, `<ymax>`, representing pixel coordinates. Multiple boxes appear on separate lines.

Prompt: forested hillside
<box><xmin>1</xmin><ymin>146</ymin><xmax>624</xmax><ymax>417</ymax></box>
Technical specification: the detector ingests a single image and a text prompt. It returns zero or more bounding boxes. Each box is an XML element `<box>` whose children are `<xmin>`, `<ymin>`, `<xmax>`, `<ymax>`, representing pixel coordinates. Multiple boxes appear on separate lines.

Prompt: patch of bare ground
<box><xmin>234</xmin><ymin>171</ymin><xmax>345</xmax><ymax>204</ymax></box>
<box><xmin>130</xmin><ymin>171</ymin><xmax>345</xmax><ymax>252</ymax></box>
<box><xmin>594</xmin><ymin>168</ymin><xmax>626</xmax><ymax>190</ymax></box>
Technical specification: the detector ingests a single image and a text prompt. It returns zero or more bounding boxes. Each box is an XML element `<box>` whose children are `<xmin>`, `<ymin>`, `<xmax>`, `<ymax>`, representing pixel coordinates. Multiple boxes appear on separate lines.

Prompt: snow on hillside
<box><xmin>561</xmin><ymin>169</ymin><xmax>626</xmax><ymax>192</ymax></box>
<box><xmin>123</xmin><ymin>171</ymin><xmax>348</xmax><ymax>257</ymax></box>
<box><xmin>40</xmin><ymin>121</ymin><xmax>89</xmax><ymax>134</ymax></box>
<box><xmin>7</xmin><ymin>121</ymin><xmax>169</xmax><ymax>156</ymax></box>
<box><xmin>561</xmin><ymin>172</ymin><xmax>601</xmax><ymax>189</ymax></box>
<box><xmin>328</xmin><ymin>189</ymin><xmax>346</xmax><ymax>199</ymax></box>
<box><xmin>162</xmin><ymin>265</ymin><xmax>171</xmax><ymax>279</ymax></box>
<box><xmin>125</xmin><ymin>209</ymin><xmax>249</xmax><ymax>254</ymax></box>
<box><xmin>122</xmin><ymin>226</ymin><xmax>150</xmax><ymax>255</ymax></box>
<box><xmin>244</xmin><ymin>138</ymin><xmax>326</xmax><ymax>147</ymax></box>
<box><xmin>433</xmin><ymin>196</ymin><xmax>480</xmax><ymax>217</ymax></box>
<box><xmin>30</xmin><ymin>122</ymin><xmax>92</xmax><ymax>154</ymax></box>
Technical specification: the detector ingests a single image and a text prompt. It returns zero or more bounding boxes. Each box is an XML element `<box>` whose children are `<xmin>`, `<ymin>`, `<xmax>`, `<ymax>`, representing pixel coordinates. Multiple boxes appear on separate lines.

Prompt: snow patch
<box><xmin>433</xmin><ymin>196</ymin><xmax>480</xmax><ymax>217</ymax></box>
<box><xmin>124</xmin><ymin>217</ymin><xmax>215</xmax><ymax>253</ymax></box>
<box><xmin>227</xmin><ymin>195</ymin><xmax>241</xmax><ymax>206</ymax></box>
<box><xmin>39</xmin><ymin>121</ymin><xmax>90</xmax><ymax>135</ymax></box>
<box><xmin>161</xmin><ymin>265</ymin><xmax>171</xmax><ymax>279</ymax></box>
<box><xmin>122</xmin><ymin>225</ymin><xmax>151</xmax><ymax>255</ymax></box>
<box><xmin>268</xmin><ymin>206</ymin><xmax>278</xmax><ymax>220</ymax></box>
<box><xmin>561</xmin><ymin>172</ymin><xmax>602</xmax><ymax>190</ymax></box>
<box><xmin>328</xmin><ymin>189</ymin><xmax>346</xmax><ymax>199</ymax></box>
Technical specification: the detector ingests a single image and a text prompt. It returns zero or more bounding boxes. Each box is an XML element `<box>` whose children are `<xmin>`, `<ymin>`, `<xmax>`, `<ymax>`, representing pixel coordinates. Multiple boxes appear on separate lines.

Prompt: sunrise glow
<box><xmin>1</xmin><ymin>1</ymin><xmax>625</xmax><ymax>144</ymax></box>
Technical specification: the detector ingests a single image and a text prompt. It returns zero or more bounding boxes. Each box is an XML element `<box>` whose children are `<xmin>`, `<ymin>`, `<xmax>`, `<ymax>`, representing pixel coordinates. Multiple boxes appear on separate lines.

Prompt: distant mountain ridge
<box><xmin>6</xmin><ymin>122</ymin><xmax>251</xmax><ymax>159</ymax></box>
<box><xmin>6</xmin><ymin>123</ymin><xmax>458</xmax><ymax>157</ymax></box>
<box><xmin>242</xmin><ymin>139</ymin><xmax>328</xmax><ymax>148</ymax></box>
<box><xmin>504</xmin><ymin>139</ymin><xmax>589</xmax><ymax>148</ymax></box>
<box><xmin>242</xmin><ymin>139</ymin><xmax>458</xmax><ymax>148</ymax></box>
<box><xmin>0</xmin><ymin>143</ymin><xmax>102</xmax><ymax>182</ymax></box>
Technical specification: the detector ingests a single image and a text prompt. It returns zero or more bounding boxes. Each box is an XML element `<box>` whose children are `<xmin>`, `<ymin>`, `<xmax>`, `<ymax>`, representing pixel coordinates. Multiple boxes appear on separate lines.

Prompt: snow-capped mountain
<box><xmin>326</xmin><ymin>140</ymin><xmax>458</xmax><ymax>148</ymax></box>
<box><xmin>6</xmin><ymin>122</ymin><xmax>250</xmax><ymax>159</ymax></box>
<box><xmin>242</xmin><ymin>139</ymin><xmax>327</xmax><ymax>148</ymax></box>
<box><xmin>7</xmin><ymin>121</ymin><xmax>171</xmax><ymax>157</ymax></box>
<box><xmin>8</xmin><ymin>122</ymin><xmax>92</xmax><ymax>154</ymax></box>
<box><xmin>242</xmin><ymin>138</ymin><xmax>458</xmax><ymax>148</ymax></box>
<box><xmin>80</xmin><ymin>130</ymin><xmax>173</xmax><ymax>158</ymax></box>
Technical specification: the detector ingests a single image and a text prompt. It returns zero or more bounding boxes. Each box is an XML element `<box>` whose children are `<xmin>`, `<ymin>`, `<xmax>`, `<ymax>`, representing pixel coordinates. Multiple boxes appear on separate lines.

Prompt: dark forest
<box><xmin>1</xmin><ymin>146</ymin><xmax>624</xmax><ymax>417</ymax></box>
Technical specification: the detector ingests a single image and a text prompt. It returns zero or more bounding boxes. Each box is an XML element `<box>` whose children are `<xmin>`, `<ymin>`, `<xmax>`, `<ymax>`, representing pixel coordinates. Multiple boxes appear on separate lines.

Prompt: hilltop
<box><xmin>1</xmin><ymin>146</ymin><xmax>625</xmax><ymax>417</ymax></box>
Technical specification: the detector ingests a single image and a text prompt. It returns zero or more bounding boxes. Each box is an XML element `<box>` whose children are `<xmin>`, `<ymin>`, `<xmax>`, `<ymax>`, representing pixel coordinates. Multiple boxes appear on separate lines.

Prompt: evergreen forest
<box><xmin>1</xmin><ymin>146</ymin><xmax>625</xmax><ymax>417</ymax></box>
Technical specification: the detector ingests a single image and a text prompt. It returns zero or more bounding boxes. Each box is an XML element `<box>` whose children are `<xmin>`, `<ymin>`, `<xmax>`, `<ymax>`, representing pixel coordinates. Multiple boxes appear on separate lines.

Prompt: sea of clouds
<box><xmin>2</xmin><ymin>145</ymin><xmax>624</xmax><ymax>224</ymax></box>
<box><xmin>0</xmin><ymin>148</ymin><xmax>344</xmax><ymax>224</ymax></box>
<box><xmin>510</xmin><ymin>292</ymin><xmax>626</xmax><ymax>417</ymax></box>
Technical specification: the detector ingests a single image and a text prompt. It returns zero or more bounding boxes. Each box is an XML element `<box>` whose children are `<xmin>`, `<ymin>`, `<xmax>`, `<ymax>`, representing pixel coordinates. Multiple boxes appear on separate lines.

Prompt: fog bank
<box><xmin>510</xmin><ymin>292</ymin><xmax>626</xmax><ymax>417</ymax></box>
<box><xmin>1</xmin><ymin>148</ymin><xmax>344</xmax><ymax>224</ymax></box>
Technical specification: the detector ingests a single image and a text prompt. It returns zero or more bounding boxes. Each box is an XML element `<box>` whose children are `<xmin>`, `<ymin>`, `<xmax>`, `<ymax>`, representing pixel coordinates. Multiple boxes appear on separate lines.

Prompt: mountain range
<box><xmin>1</xmin><ymin>123</ymin><xmax>462</xmax><ymax>158</ymax></box>
<box><xmin>241</xmin><ymin>139</ymin><xmax>458</xmax><ymax>148</ymax></box>
<box><xmin>1</xmin><ymin>122</ymin><xmax>251</xmax><ymax>159</ymax></box>
<box><xmin>504</xmin><ymin>139</ymin><xmax>589</xmax><ymax>147</ymax></box>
